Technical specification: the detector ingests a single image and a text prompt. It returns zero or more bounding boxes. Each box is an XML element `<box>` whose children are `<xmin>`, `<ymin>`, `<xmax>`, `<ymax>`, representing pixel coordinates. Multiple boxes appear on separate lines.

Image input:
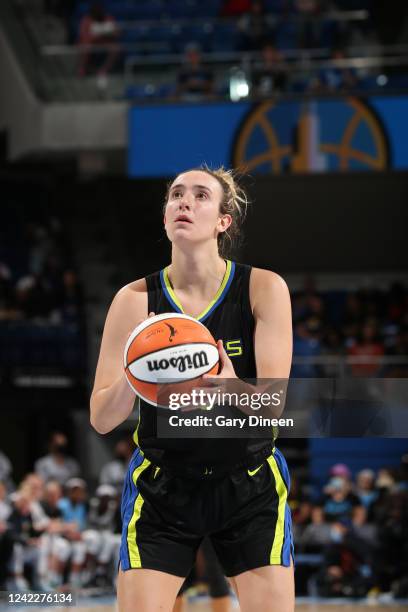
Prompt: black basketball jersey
<box><xmin>134</xmin><ymin>260</ymin><xmax>275</xmax><ymax>470</ymax></box>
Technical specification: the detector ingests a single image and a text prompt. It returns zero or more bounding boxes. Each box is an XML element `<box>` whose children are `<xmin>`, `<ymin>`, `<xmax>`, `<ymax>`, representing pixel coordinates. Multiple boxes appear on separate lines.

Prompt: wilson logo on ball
<box><xmin>146</xmin><ymin>351</ymin><xmax>209</xmax><ymax>373</ymax></box>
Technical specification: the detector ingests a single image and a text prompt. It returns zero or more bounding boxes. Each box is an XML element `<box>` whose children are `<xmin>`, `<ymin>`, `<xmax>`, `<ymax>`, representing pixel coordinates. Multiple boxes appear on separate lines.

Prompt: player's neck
<box><xmin>168</xmin><ymin>247</ymin><xmax>226</xmax><ymax>295</ymax></box>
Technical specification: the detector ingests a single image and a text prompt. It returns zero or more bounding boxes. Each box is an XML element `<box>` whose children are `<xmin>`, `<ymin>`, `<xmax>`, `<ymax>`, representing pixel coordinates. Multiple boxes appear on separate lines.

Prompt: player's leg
<box><xmin>201</xmin><ymin>538</ymin><xmax>232</xmax><ymax>612</ymax></box>
<box><xmin>117</xmin><ymin>567</ymin><xmax>184</xmax><ymax>612</ymax></box>
<box><xmin>232</xmin><ymin>559</ymin><xmax>295</xmax><ymax>612</ymax></box>
<box><xmin>212</xmin><ymin>448</ymin><xmax>295</xmax><ymax>612</ymax></box>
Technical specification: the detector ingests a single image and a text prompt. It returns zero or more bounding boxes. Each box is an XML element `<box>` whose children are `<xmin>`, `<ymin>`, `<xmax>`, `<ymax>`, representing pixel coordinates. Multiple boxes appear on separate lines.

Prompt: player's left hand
<box><xmin>179</xmin><ymin>341</ymin><xmax>237</xmax><ymax>413</ymax></box>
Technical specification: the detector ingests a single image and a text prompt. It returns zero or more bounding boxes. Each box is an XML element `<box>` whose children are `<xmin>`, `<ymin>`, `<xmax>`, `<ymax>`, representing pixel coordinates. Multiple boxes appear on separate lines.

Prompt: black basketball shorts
<box><xmin>119</xmin><ymin>446</ymin><xmax>294</xmax><ymax>577</ymax></box>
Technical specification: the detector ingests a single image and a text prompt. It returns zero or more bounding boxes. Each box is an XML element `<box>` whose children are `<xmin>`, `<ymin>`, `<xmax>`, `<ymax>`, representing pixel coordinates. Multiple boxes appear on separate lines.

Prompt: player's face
<box><xmin>164</xmin><ymin>171</ymin><xmax>231</xmax><ymax>247</ymax></box>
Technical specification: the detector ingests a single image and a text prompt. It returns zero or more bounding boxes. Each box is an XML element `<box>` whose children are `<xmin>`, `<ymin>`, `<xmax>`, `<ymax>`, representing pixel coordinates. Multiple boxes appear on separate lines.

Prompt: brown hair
<box><xmin>164</xmin><ymin>165</ymin><xmax>248</xmax><ymax>257</ymax></box>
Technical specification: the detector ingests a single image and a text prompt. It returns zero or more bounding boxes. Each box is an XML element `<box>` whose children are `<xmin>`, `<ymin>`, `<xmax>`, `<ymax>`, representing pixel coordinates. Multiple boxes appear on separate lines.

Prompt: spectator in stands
<box><xmin>8</xmin><ymin>488</ymin><xmax>45</xmax><ymax>590</ymax></box>
<box><xmin>355</xmin><ymin>469</ymin><xmax>378</xmax><ymax>516</ymax></box>
<box><xmin>58</xmin><ymin>478</ymin><xmax>89</xmax><ymax>588</ymax></box>
<box><xmin>78</xmin><ymin>2</ymin><xmax>119</xmax><ymax>78</ymax></box>
<box><xmin>238</xmin><ymin>0</ymin><xmax>270</xmax><ymax>51</ymax></box>
<box><xmin>292</xmin><ymin>317</ymin><xmax>322</xmax><ymax>377</ymax></box>
<box><xmin>330</xmin><ymin>463</ymin><xmax>351</xmax><ymax>481</ymax></box>
<box><xmin>351</xmin><ymin>505</ymin><xmax>378</xmax><ymax>548</ymax></box>
<box><xmin>99</xmin><ymin>437</ymin><xmax>134</xmax><ymax>493</ymax></box>
<box><xmin>252</xmin><ymin>41</ymin><xmax>287</xmax><ymax>95</ymax></box>
<box><xmin>35</xmin><ymin>480</ymin><xmax>73</xmax><ymax>590</ymax></box>
<box><xmin>83</xmin><ymin>484</ymin><xmax>121</xmax><ymax>587</ymax></box>
<box><xmin>314</xmin><ymin>517</ymin><xmax>373</xmax><ymax>597</ymax></box>
<box><xmin>176</xmin><ymin>44</ymin><xmax>215</xmax><ymax>101</ymax></box>
<box><xmin>313</xmin><ymin>47</ymin><xmax>359</xmax><ymax>92</ymax></box>
<box><xmin>347</xmin><ymin>318</ymin><xmax>385</xmax><ymax>376</ymax></box>
<box><xmin>221</xmin><ymin>0</ymin><xmax>252</xmax><ymax>16</ymax></box>
<box><xmin>35</xmin><ymin>432</ymin><xmax>80</xmax><ymax>485</ymax></box>
<box><xmin>322</xmin><ymin>476</ymin><xmax>360</xmax><ymax>521</ymax></box>
<box><xmin>299</xmin><ymin>505</ymin><xmax>332</xmax><ymax>552</ymax></box>
<box><xmin>58</xmin><ymin>479</ymin><xmax>88</xmax><ymax>532</ymax></box>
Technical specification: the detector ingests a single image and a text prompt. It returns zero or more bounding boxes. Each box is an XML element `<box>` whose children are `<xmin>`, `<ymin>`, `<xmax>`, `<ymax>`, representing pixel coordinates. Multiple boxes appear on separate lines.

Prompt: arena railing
<box><xmin>32</xmin><ymin>45</ymin><xmax>408</xmax><ymax>102</ymax></box>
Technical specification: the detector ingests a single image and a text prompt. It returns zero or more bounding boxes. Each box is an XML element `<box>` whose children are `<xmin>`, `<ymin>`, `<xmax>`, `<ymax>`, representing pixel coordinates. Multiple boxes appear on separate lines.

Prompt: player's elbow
<box><xmin>90</xmin><ymin>413</ymin><xmax>113</xmax><ymax>435</ymax></box>
<box><xmin>89</xmin><ymin>397</ymin><xmax>114</xmax><ymax>435</ymax></box>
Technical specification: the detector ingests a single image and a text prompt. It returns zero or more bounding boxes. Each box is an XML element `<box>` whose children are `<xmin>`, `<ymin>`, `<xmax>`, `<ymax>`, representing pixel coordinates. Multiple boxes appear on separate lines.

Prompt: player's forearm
<box><xmin>90</xmin><ymin>375</ymin><xmax>136</xmax><ymax>434</ymax></box>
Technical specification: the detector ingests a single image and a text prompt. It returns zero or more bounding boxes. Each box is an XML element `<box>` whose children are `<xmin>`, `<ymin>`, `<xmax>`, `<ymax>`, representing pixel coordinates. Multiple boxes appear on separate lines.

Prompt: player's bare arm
<box><xmin>90</xmin><ymin>278</ymin><xmax>148</xmax><ymax>434</ymax></box>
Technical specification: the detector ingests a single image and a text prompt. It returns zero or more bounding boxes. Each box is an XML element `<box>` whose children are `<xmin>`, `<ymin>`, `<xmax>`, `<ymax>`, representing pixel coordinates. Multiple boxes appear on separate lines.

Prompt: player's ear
<box><xmin>218</xmin><ymin>214</ymin><xmax>232</xmax><ymax>233</ymax></box>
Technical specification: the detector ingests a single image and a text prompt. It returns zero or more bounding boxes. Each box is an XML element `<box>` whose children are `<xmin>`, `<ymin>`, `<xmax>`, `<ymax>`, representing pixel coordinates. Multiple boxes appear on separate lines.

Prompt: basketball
<box><xmin>123</xmin><ymin>312</ymin><xmax>220</xmax><ymax>406</ymax></box>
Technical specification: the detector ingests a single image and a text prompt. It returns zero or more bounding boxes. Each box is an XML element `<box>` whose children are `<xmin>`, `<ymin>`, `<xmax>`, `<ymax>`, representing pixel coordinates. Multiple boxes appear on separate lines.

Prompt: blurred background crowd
<box><xmin>1</xmin><ymin>433</ymin><xmax>407</xmax><ymax>599</ymax></box>
<box><xmin>7</xmin><ymin>0</ymin><xmax>408</xmax><ymax>101</ymax></box>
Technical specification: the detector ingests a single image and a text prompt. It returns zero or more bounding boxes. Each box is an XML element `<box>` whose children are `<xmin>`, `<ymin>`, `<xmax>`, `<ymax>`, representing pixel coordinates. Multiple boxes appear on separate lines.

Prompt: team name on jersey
<box><xmin>224</xmin><ymin>339</ymin><xmax>243</xmax><ymax>357</ymax></box>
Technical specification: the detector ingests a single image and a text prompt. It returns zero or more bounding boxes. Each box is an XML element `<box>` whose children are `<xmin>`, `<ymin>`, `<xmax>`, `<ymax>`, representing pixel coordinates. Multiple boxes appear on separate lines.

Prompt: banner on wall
<box><xmin>128</xmin><ymin>96</ymin><xmax>408</xmax><ymax>177</ymax></box>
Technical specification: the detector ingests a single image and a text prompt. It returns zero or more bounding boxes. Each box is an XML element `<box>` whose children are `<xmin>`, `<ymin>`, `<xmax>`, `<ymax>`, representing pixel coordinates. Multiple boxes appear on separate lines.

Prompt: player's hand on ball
<box><xmin>203</xmin><ymin>339</ymin><xmax>236</xmax><ymax>380</ymax></box>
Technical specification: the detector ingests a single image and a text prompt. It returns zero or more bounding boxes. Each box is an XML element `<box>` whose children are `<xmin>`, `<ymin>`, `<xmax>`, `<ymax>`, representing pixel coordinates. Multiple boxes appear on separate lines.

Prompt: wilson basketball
<box><xmin>124</xmin><ymin>312</ymin><xmax>220</xmax><ymax>406</ymax></box>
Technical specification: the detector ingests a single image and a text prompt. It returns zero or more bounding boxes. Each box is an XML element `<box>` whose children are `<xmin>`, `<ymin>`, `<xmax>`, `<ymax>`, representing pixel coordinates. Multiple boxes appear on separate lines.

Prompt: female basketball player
<box><xmin>90</xmin><ymin>167</ymin><xmax>295</xmax><ymax>612</ymax></box>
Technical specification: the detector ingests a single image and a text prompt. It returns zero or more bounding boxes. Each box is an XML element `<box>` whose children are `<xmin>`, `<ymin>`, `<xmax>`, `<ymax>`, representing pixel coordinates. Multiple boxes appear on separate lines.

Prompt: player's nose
<box><xmin>178</xmin><ymin>195</ymin><xmax>192</xmax><ymax>210</ymax></box>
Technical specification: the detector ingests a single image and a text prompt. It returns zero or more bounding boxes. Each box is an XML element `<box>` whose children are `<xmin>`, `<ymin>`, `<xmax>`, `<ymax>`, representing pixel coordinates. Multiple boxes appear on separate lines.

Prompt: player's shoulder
<box><xmin>249</xmin><ymin>267</ymin><xmax>290</xmax><ymax>313</ymax></box>
<box><xmin>109</xmin><ymin>278</ymin><xmax>147</xmax><ymax>316</ymax></box>
<box><xmin>250</xmin><ymin>267</ymin><xmax>289</xmax><ymax>292</ymax></box>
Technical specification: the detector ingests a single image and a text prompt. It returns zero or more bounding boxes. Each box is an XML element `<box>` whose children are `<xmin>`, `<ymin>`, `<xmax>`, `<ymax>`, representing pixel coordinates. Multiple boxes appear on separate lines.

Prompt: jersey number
<box><xmin>225</xmin><ymin>339</ymin><xmax>243</xmax><ymax>357</ymax></box>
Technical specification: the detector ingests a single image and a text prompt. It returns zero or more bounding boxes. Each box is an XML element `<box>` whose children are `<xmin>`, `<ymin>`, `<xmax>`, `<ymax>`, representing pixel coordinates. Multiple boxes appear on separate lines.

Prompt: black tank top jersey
<box><xmin>135</xmin><ymin>260</ymin><xmax>275</xmax><ymax>470</ymax></box>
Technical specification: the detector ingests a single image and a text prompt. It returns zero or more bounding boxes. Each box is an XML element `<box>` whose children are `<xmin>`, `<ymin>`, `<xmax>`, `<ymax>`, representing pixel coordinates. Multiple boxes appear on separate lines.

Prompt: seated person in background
<box><xmin>8</xmin><ymin>488</ymin><xmax>45</xmax><ymax>591</ymax></box>
<box><xmin>252</xmin><ymin>41</ymin><xmax>287</xmax><ymax>96</ymax></box>
<box><xmin>58</xmin><ymin>479</ymin><xmax>89</xmax><ymax>588</ymax></box>
<box><xmin>299</xmin><ymin>505</ymin><xmax>332</xmax><ymax>553</ymax></box>
<box><xmin>83</xmin><ymin>485</ymin><xmax>120</xmax><ymax>588</ymax></box>
<box><xmin>176</xmin><ymin>44</ymin><xmax>214</xmax><ymax>101</ymax></box>
<box><xmin>355</xmin><ymin>469</ymin><xmax>378</xmax><ymax>518</ymax></box>
<box><xmin>78</xmin><ymin>1</ymin><xmax>119</xmax><ymax>77</ymax></box>
<box><xmin>347</xmin><ymin>318</ymin><xmax>385</xmax><ymax>377</ymax></box>
<box><xmin>35</xmin><ymin>432</ymin><xmax>80</xmax><ymax>486</ymax></box>
<box><xmin>322</xmin><ymin>476</ymin><xmax>361</xmax><ymax>522</ymax></box>
<box><xmin>99</xmin><ymin>437</ymin><xmax>134</xmax><ymax>493</ymax></box>
<box><xmin>314</xmin><ymin>517</ymin><xmax>374</xmax><ymax>598</ymax></box>
<box><xmin>312</xmin><ymin>48</ymin><xmax>359</xmax><ymax>92</ymax></box>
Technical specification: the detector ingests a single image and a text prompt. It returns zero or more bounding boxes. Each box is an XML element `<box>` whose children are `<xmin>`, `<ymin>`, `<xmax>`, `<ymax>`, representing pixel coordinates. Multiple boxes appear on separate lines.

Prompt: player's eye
<box><xmin>196</xmin><ymin>191</ymin><xmax>208</xmax><ymax>200</ymax></box>
<box><xmin>172</xmin><ymin>190</ymin><xmax>183</xmax><ymax>199</ymax></box>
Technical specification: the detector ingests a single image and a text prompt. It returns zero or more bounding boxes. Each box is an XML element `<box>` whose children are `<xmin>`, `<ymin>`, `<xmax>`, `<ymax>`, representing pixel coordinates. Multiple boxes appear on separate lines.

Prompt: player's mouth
<box><xmin>174</xmin><ymin>215</ymin><xmax>193</xmax><ymax>224</ymax></box>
